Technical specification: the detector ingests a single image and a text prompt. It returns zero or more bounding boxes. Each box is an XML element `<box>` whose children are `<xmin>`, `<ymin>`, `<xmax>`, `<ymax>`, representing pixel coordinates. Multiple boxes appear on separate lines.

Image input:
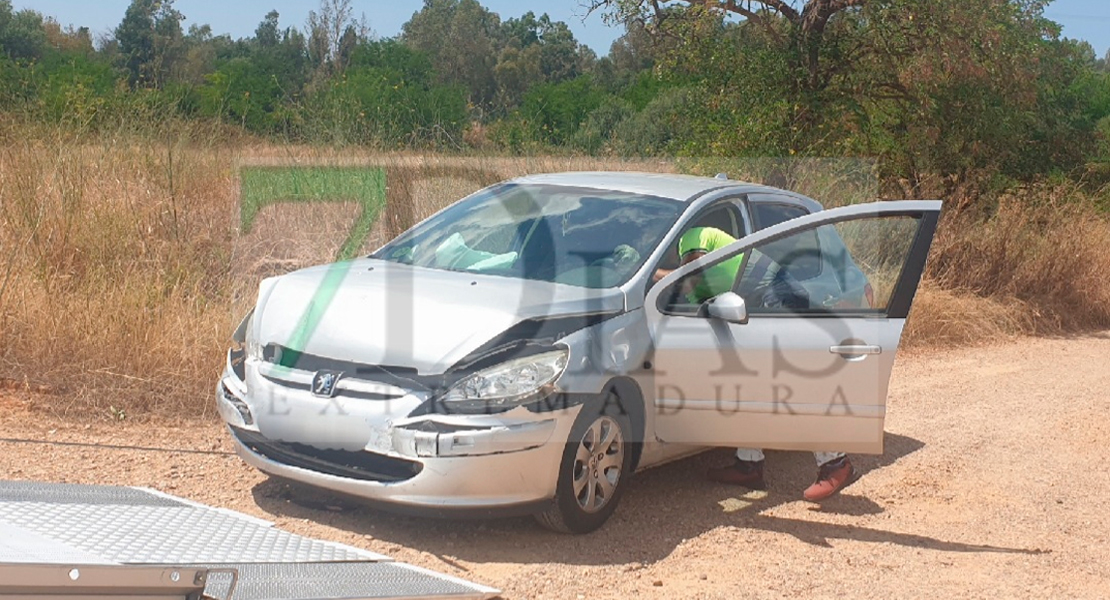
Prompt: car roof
<box><xmin>509</xmin><ymin>171</ymin><xmax>789</xmax><ymax>202</ymax></box>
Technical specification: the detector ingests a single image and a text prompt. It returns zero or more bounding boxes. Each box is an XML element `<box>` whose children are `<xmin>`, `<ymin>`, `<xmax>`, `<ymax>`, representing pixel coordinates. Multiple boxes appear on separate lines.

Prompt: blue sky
<box><xmin>14</xmin><ymin>0</ymin><xmax>1110</xmax><ymax>57</ymax></box>
<box><xmin>1043</xmin><ymin>0</ymin><xmax>1110</xmax><ymax>58</ymax></box>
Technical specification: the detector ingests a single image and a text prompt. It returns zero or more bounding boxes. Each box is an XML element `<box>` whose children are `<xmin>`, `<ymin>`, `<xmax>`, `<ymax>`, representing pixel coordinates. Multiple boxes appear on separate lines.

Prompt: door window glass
<box><xmin>825</xmin><ymin>217</ymin><xmax>919</xmax><ymax>310</ymax></box>
<box><xmin>738</xmin><ymin>216</ymin><xmax>920</xmax><ymax>313</ymax></box>
<box><xmin>659</xmin><ymin>215</ymin><xmax>921</xmax><ymax>315</ymax></box>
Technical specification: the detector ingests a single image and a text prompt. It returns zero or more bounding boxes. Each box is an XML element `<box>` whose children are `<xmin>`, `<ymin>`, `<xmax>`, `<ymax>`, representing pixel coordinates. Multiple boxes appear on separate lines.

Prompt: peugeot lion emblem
<box><xmin>312</xmin><ymin>371</ymin><xmax>343</xmax><ymax>398</ymax></box>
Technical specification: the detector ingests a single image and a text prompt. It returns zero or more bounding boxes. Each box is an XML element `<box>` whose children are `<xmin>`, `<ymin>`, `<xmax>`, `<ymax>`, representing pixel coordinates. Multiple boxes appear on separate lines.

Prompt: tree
<box><xmin>590</xmin><ymin>0</ymin><xmax>865</xmax><ymax>97</ymax></box>
<box><xmin>517</xmin><ymin>76</ymin><xmax>608</xmax><ymax>145</ymax></box>
<box><xmin>43</xmin><ymin>19</ymin><xmax>94</xmax><ymax>55</ymax></box>
<box><xmin>403</xmin><ymin>0</ymin><xmax>501</xmax><ymax>111</ymax></box>
<box><xmin>587</xmin><ymin>0</ymin><xmax>874</xmax><ymax>160</ymax></box>
<box><xmin>586</xmin><ymin>0</ymin><xmax>1096</xmax><ymax>192</ymax></box>
<box><xmin>175</xmin><ymin>24</ymin><xmax>215</xmax><ymax>85</ymax></box>
<box><xmin>114</xmin><ymin>0</ymin><xmax>156</xmax><ymax>85</ymax></box>
<box><xmin>493</xmin><ymin>43</ymin><xmax>542</xmax><ymax>110</ymax></box>
<box><xmin>500</xmin><ymin>12</ymin><xmax>588</xmax><ymax>82</ymax></box>
<box><xmin>197</xmin><ymin>10</ymin><xmax>310</xmax><ymax>130</ymax></box>
<box><xmin>607</xmin><ymin>19</ymin><xmax>655</xmax><ymax>79</ymax></box>
<box><xmin>114</xmin><ymin>0</ymin><xmax>184</xmax><ymax>88</ymax></box>
<box><xmin>151</xmin><ymin>1</ymin><xmax>184</xmax><ymax>83</ymax></box>
<box><xmin>0</xmin><ymin>1</ymin><xmax>47</xmax><ymax>60</ymax></box>
<box><xmin>490</xmin><ymin>11</ymin><xmax>596</xmax><ymax>113</ymax></box>
<box><xmin>246</xmin><ymin>10</ymin><xmax>309</xmax><ymax>95</ymax></box>
<box><xmin>198</xmin><ymin>56</ymin><xmax>281</xmax><ymax>131</ymax></box>
<box><xmin>336</xmin><ymin>24</ymin><xmax>358</xmax><ymax>72</ymax></box>
<box><xmin>305</xmin><ymin>0</ymin><xmax>368</xmax><ymax>78</ymax></box>
<box><xmin>255</xmin><ymin>10</ymin><xmax>280</xmax><ymax>47</ymax></box>
<box><xmin>854</xmin><ymin>0</ymin><xmax>1095</xmax><ymax>193</ymax></box>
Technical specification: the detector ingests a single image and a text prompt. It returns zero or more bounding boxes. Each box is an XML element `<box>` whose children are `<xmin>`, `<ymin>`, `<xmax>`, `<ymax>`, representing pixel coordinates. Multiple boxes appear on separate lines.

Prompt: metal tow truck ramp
<box><xmin>0</xmin><ymin>481</ymin><xmax>499</xmax><ymax>600</ymax></box>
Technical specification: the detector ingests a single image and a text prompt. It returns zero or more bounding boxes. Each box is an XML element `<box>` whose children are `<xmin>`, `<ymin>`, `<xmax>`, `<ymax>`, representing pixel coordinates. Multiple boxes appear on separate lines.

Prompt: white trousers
<box><xmin>735</xmin><ymin>448</ymin><xmax>845</xmax><ymax>466</ymax></box>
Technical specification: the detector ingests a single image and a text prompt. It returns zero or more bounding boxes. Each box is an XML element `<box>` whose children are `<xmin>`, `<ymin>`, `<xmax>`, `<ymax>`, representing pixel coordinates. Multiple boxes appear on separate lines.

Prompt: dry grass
<box><xmin>918</xmin><ymin>185</ymin><xmax>1110</xmax><ymax>340</ymax></box>
<box><xmin>902</xmin><ymin>284</ymin><xmax>1037</xmax><ymax>348</ymax></box>
<box><xmin>0</xmin><ymin>131</ymin><xmax>237</xmax><ymax>418</ymax></box>
<box><xmin>1</xmin><ymin>131</ymin><xmax>1108</xmax><ymax>418</ymax></box>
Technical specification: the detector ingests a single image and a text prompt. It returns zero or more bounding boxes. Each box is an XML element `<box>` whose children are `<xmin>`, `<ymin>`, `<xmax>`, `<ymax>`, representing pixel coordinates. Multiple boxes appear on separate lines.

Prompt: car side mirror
<box><xmin>705</xmin><ymin>292</ymin><xmax>748</xmax><ymax>325</ymax></box>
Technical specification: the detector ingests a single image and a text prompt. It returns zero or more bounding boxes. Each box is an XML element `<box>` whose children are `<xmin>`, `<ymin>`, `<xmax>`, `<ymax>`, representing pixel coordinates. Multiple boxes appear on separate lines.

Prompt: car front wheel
<box><xmin>534</xmin><ymin>396</ymin><xmax>634</xmax><ymax>534</ymax></box>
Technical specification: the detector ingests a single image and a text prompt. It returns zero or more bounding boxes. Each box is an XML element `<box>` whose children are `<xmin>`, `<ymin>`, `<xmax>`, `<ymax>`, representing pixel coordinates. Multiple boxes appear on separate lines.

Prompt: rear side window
<box><xmin>751</xmin><ymin>202</ymin><xmax>809</xmax><ymax>230</ymax></box>
<box><xmin>751</xmin><ymin>202</ymin><xmax>820</xmax><ymax>281</ymax></box>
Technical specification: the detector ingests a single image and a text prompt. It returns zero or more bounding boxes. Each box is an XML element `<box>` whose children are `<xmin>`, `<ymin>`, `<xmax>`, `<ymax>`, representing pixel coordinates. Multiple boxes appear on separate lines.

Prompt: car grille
<box><xmin>259</xmin><ymin>373</ymin><xmax>405</xmax><ymax>401</ymax></box>
<box><xmin>260</xmin><ymin>344</ymin><xmax>438</xmax><ymax>391</ymax></box>
<box><xmin>230</xmin><ymin>427</ymin><xmax>422</xmax><ymax>483</ymax></box>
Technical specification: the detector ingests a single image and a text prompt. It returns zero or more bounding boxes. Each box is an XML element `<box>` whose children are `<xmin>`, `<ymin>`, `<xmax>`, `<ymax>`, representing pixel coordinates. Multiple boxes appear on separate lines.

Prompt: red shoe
<box><xmin>803</xmin><ymin>457</ymin><xmax>855</xmax><ymax>501</ymax></box>
<box><xmin>707</xmin><ymin>459</ymin><xmax>766</xmax><ymax>490</ymax></box>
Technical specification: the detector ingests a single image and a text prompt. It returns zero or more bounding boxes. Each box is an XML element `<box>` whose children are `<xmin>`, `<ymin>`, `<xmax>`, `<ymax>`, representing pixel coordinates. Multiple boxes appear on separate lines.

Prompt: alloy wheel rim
<box><xmin>572</xmin><ymin>416</ymin><xmax>624</xmax><ymax>514</ymax></box>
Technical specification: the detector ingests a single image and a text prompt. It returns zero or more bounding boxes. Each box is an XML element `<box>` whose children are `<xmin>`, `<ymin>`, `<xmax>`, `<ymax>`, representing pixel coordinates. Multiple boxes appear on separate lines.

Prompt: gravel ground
<box><xmin>2</xmin><ymin>333</ymin><xmax>1109</xmax><ymax>599</ymax></box>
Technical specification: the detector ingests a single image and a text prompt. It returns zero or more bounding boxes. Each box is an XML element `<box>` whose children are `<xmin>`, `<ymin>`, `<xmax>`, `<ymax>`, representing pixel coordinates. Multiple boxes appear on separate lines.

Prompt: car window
<box><xmin>374</xmin><ymin>183</ymin><xmax>684</xmax><ymax>289</ymax></box>
<box><xmin>657</xmin><ymin>215</ymin><xmax>922</xmax><ymax>315</ymax></box>
<box><xmin>737</xmin><ymin>217</ymin><xmax>920</xmax><ymax>313</ymax></box>
<box><xmin>751</xmin><ymin>202</ymin><xmax>809</xmax><ymax>229</ymax></box>
<box><xmin>825</xmin><ymin>217</ymin><xmax>919</xmax><ymax>310</ymax></box>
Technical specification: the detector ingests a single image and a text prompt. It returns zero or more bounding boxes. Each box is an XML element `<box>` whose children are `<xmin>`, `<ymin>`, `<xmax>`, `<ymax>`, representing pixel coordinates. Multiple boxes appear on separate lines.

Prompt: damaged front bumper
<box><xmin>216</xmin><ymin>349</ymin><xmax>580</xmax><ymax>514</ymax></box>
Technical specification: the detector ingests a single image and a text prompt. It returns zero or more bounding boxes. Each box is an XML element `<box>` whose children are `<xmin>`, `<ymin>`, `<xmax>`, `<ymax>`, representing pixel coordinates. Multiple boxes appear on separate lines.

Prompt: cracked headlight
<box><xmin>441</xmin><ymin>349</ymin><xmax>568</xmax><ymax>412</ymax></box>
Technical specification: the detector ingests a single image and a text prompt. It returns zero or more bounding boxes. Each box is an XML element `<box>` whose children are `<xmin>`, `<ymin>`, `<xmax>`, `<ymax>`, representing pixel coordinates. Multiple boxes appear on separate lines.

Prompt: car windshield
<box><xmin>374</xmin><ymin>183</ymin><xmax>684</xmax><ymax>288</ymax></box>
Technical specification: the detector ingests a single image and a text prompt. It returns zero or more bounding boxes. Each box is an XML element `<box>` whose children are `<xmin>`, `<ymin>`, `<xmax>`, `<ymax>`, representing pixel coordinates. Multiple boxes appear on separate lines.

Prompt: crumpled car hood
<box><xmin>252</xmin><ymin>258</ymin><xmax>625</xmax><ymax>375</ymax></box>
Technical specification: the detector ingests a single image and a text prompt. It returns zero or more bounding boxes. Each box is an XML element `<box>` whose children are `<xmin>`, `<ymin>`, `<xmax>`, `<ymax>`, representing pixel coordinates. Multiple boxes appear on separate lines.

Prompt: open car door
<box><xmin>645</xmin><ymin>201</ymin><xmax>940</xmax><ymax>454</ymax></box>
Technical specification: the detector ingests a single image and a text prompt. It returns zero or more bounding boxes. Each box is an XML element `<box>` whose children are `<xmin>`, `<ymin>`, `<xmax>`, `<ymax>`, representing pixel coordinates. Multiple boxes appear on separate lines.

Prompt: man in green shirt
<box><xmin>677</xmin><ymin>227</ymin><xmax>746</xmax><ymax>303</ymax></box>
<box><xmin>654</xmin><ymin>226</ymin><xmax>774</xmax><ymax>305</ymax></box>
<box><xmin>652</xmin><ymin>226</ymin><xmax>746</xmax><ymax>301</ymax></box>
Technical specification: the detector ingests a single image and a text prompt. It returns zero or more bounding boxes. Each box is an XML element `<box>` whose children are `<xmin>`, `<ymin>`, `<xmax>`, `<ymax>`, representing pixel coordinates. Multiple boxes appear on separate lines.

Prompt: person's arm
<box><xmin>652</xmin><ymin>267</ymin><xmax>675</xmax><ymax>283</ymax></box>
<box><xmin>653</xmin><ymin>249</ymin><xmax>706</xmax><ymax>282</ymax></box>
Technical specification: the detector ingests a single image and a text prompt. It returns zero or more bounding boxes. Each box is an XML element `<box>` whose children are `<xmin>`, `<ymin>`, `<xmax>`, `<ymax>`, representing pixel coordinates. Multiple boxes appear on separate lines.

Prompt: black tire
<box><xmin>534</xmin><ymin>392</ymin><xmax>635</xmax><ymax>534</ymax></box>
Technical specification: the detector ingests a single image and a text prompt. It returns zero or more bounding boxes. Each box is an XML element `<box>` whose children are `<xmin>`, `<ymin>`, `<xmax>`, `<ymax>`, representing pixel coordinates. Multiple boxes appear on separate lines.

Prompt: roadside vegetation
<box><xmin>1</xmin><ymin>0</ymin><xmax>1109</xmax><ymax>417</ymax></box>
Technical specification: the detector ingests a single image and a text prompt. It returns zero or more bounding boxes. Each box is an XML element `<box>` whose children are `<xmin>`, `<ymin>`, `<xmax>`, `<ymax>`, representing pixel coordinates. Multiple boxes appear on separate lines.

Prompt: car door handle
<box><xmin>829</xmin><ymin>345</ymin><xmax>882</xmax><ymax>356</ymax></box>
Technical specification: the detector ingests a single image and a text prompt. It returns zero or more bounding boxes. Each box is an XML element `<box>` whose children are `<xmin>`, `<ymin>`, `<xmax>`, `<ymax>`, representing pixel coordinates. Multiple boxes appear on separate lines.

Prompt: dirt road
<box><xmin>2</xmin><ymin>333</ymin><xmax>1108</xmax><ymax>599</ymax></box>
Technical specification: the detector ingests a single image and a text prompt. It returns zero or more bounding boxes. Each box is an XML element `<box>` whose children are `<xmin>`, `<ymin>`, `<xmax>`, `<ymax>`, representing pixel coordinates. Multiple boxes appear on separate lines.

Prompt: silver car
<box><xmin>217</xmin><ymin>172</ymin><xmax>939</xmax><ymax>533</ymax></box>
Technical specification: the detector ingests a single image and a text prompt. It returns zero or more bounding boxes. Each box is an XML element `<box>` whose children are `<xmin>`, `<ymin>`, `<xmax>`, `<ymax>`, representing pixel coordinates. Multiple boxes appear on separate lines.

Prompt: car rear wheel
<box><xmin>534</xmin><ymin>394</ymin><xmax>634</xmax><ymax>534</ymax></box>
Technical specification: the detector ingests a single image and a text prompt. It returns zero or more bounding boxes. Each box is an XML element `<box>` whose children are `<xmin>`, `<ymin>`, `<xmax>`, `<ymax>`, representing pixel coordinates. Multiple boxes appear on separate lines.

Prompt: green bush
<box><xmin>611</xmin><ymin>87</ymin><xmax>694</xmax><ymax>156</ymax></box>
<box><xmin>294</xmin><ymin>41</ymin><xmax>468</xmax><ymax>148</ymax></box>
<box><xmin>570</xmin><ymin>100</ymin><xmax>633</xmax><ymax>154</ymax></box>
<box><xmin>197</xmin><ymin>58</ymin><xmax>287</xmax><ymax>133</ymax></box>
<box><xmin>36</xmin><ymin>51</ymin><xmax>122</xmax><ymax>128</ymax></box>
<box><xmin>516</xmin><ymin>76</ymin><xmax>608</xmax><ymax>146</ymax></box>
<box><xmin>1097</xmin><ymin>116</ymin><xmax>1110</xmax><ymax>157</ymax></box>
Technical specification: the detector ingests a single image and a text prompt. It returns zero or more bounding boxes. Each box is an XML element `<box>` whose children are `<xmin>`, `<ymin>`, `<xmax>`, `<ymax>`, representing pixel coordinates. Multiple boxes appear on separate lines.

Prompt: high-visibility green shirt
<box><xmin>678</xmin><ymin>227</ymin><xmax>745</xmax><ymax>303</ymax></box>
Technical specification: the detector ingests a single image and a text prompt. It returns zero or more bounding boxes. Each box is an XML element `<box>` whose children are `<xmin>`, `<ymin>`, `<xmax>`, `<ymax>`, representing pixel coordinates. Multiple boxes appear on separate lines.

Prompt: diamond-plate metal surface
<box><xmin>0</xmin><ymin>502</ymin><xmax>383</xmax><ymax>564</ymax></box>
<box><xmin>0</xmin><ymin>481</ymin><xmax>499</xmax><ymax>600</ymax></box>
<box><xmin>0</xmin><ymin>521</ymin><xmax>116</xmax><ymax>565</ymax></box>
<box><xmin>201</xmin><ymin>563</ymin><xmax>498</xmax><ymax>600</ymax></box>
<box><xmin>0</xmin><ymin>480</ymin><xmax>185</xmax><ymax>506</ymax></box>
